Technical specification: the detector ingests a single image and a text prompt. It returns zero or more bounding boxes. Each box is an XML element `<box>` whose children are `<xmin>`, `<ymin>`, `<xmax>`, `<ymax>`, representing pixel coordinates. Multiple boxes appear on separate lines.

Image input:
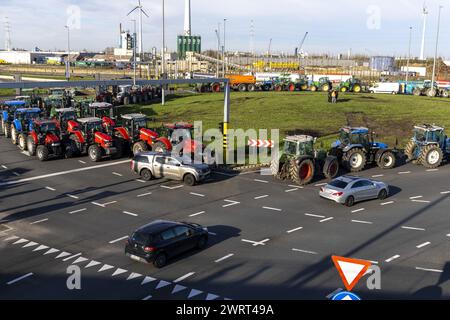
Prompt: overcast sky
<box><xmin>1</xmin><ymin>0</ymin><xmax>449</xmax><ymax>57</ymax></box>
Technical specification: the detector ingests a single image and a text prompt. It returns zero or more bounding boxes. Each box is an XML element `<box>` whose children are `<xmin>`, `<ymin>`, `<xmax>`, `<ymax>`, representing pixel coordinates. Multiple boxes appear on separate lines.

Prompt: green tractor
<box><xmin>309</xmin><ymin>77</ymin><xmax>332</xmax><ymax>92</ymax></box>
<box><xmin>271</xmin><ymin>135</ymin><xmax>339</xmax><ymax>186</ymax></box>
<box><xmin>412</xmin><ymin>80</ymin><xmax>449</xmax><ymax>98</ymax></box>
<box><xmin>404</xmin><ymin>124</ymin><xmax>450</xmax><ymax>168</ymax></box>
<box><xmin>338</xmin><ymin>77</ymin><xmax>363</xmax><ymax>93</ymax></box>
<box><xmin>295</xmin><ymin>75</ymin><xmax>309</xmax><ymax>91</ymax></box>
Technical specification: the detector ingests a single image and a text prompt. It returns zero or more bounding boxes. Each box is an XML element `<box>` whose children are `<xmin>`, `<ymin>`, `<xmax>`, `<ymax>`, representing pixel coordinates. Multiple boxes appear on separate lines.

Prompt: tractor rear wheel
<box><xmin>152</xmin><ymin>141</ymin><xmax>168</xmax><ymax>153</ymax></box>
<box><xmin>323</xmin><ymin>156</ymin><xmax>339</xmax><ymax>179</ymax></box>
<box><xmin>310</xmin><ymin>86</ymin><xmax>317</xmax><ymax>92</ymax></box>
<box><xmin>413</xmin><ymin>88</ymin><xmax>422</xmax><ymax>96</ymax></box>
<box><xmin>353</xmin><ymin>85</ymin><xmax>362</xmax><ymax>93</ymax></box>
<box><xmin>343</xmin><ymin>148</ymin><xmax>366</xmax><ymax>172</ymax></box>
<box><xmin>112</xmin><ymin>138</ymin><xmax>124</xmax><ymax>159</ymax></box>
<box><xmin>419</xmin><ymin>144</ymin><xmax>443</xmax><ymax>169</ymax></box>
<box><xmin>36</xmin><ymin>145</ymin><xmax>49</xmax><ymax>161</ymax></box>
<box><xmin>288</xmin><ymin>83</ymin><xmax>295</xmax><ymax>92</ymax></box>
<box><xmin>426</xmin><ymin>88</ymin><xmax>437</xmax><ymax>97</ymax></box>
<box><xmin>340</xmin><ymin>87</ymin><xmax>348</xmax><ymax>93</ymax></box>
<box><xmin>238</xmin><ymin>84</ymin><xmax>247</xmax><ymax>92</ymax></box>
<box><xmin>18</xmin><ymin>134</ymin><xmax>27</xmax><ymax>151</ymax></box>
<box><xmin>405</xmin><ymin>140</ymin><xmax>419</xmax><ymax>164</ymax></box>
<box><xmin>289</xmin><ymin>158</ymin><xmax>315</xmax><ymax>186</ymax></box>
<box><xmin>247</xmin><ymin>84</ymin><xmax>256</xmax><ymax>92</ymax></box>
<box><xmin>4</xmin><ymin>123</ymin><xmax>10</xmax><ymax>138</ymax></box>
<box><xmin>300</xmin><ymin>84</ymin><xmax>308</xmax><ymax>91</ymax></box>
<box><xmin>442</xmin><ymin>90</ymin><xmax>449</xmax><ymax>98</ymax></box>
<box><xmin>133</xmin><ymin>141</ymin><xmax>148</xmax><ymax>155</ymax></box>
<box><xmin>88</xmin><ymin>145</ymin><xmax>102</xmax><ymax>162</ymax></box>
<box><xmin>11</xmin><ymin>127</ymin><xmax>18</xmax><ymax>145</ymax></box>
<box><xmin>27</xmin><ymin>136</ymin><xmax>36</xmax><ymax>156</ymax></box>
<box><xmin>377</xmin><ymin>151</ymin><xmax>396</xmax><ymax>169</ymax></box>
<box><xmin>321</xmin><ymin>84</ymin><xmax>330</xmax><ymax>92</ymax></box>
<box><xmin>274</xmin><ymin>85</ymin><xmax>282</xmax><ymax>92</ymax></box>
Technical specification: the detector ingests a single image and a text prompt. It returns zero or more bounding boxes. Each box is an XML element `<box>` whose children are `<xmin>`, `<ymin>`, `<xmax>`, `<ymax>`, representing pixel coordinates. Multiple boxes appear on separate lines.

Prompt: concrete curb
<box><xmin>214</xmin><ymin>163</ymin><xmax>270</xmax><ymax>174</ymax></box>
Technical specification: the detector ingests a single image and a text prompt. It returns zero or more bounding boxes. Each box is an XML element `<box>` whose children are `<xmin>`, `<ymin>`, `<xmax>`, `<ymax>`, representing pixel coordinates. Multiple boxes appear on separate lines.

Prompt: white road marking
<box><xmin>190</xmin><ymin>192</ymin><xmax>205</xmax><ymax>197</ymax></box>
<box><xmin>285</xmin><ymin>188</ymin><xmax>299</xmax><ymax>193</ymax></box>
<box><xmin>22</xmin><ymin>241</ymin><xmax>38</xmax><ymax>248</ymax></box>
<box><xmin>381</xmin><ymin>201</ymin><xmax>394</xmax><ymax>206</ymax></box>
<box><xmin>222</xmin><ymin>200</ymin><xmax>240</xmax><ymax>208</ymax></box>
<box><xmin>72</xmin><ymin>257</ymin><xmax>89</xmax><ymax>265</ymax></box>
<box><xmin>351</xmin><ymin>208</ymin><xmax>365</xmax><ymax>213</ymax></box>
<box><xmin>287</xmin><ymin>227</ymin><xmax>303</xmax><ymax>234</ymax></box>
<box><xmin>215</xmin><ymin>254</ymin><xmax>234</xmax><ymax>263</ymax></box>
<box><xmin>415</xmin><ymin>267</ymin><xmax>443</xmax><ymax>273</ymax></box>
<box><xmin>398</xmin><ymin>171</ymin><xmax>411</xmax><ymax>175</ymax></box>
<box><xmin>254</xmin><ymin>179</ymin><xmax>269</xmax><ymax>183</ymax></box>
<box><xmin>385</xmin><ymin>255</ymin><xmax>400</xmax><ymax>263</ymax></box>
<box><xmin>320</xmin><ymin>217</ymin><xmax>334</xmax><ymax>223</ymax></box>
<box><xmin>30</xmin><ymin>218</ymin><xmax>48</xmax><ymax>225</ymax></box>
<box><xmin>188</xmin><ymin>289</ymin><xmax>203</xmax><ymax>299</ymax></box>
<box><xmin>78</xmin><ymin>160</ymin><xmax>87</xmax><ymax>164</ymax></box>
<box><xmin>351</xmin><ymin>220</ymin><xmax>373</xmax><ymax>225</ymax></box>
<box><xmin>305</xmin><ymin>213</ymin><xmax>326</xmax><ymax>218</ymax></box>
<box><xmin>262</xmin><ymin>206</ymin><xmax>282</xmax><ymax>212</ymax></box>
<box><xmin>142</xmin><ymin>295</ymin><xmax>152</xmax><ymax>301</ymax></box>
<box><xmin>409</xmin><ymin>196</ymin><xmax>423</xmax><ymax>200</ymax></box>
<box><xmin>91</xmin><ymin>201</ymin><xmax>117</xmax><ymax>208</ymax></box>
<box><xmin>206</xmin><ymin>294</ymin><xmax>219</xmax><ymax>301</ymax></box>
<box><xmin>69</xmin><ymin>208</ymin><xmax>87</xmax><ymax>214</ymax></box>
<box><xmin>441</xmin><ymin>191</ymin><xmax>450</xmax><ymax>195</ymax></box>
<box><xmin>112</xmin><ymin>268</ymin><xmax>128</xmax><ymax>277</ymax></box>
<box><xmin>292</xmin><ymin>248</ymin><xmax>318</xmax><ymax>255</ymax></box>
<box><xmin>208</xmin><ymin>232</ymin><xmax>217</xmax><ymax>236</ymax></box>
<box><xmin>289</xmin><ymin>185</ymin><xmax>303</xmax><ymax>189</ymax></box>
<box><xmin>0</xmin><ymin>160</ymin><xmax>131</xmax><ymax>186</ymax></box>
<box><xmin>85</xmin><ymin>261</ymin><xmax>101</xmax><ymax>269</ymax></box>
<box><xmin>6</xmin><ymin>273</ymin><xmax>33</xmax><ymax>285</ymax></box>
<box><xmin>44</xmin><ymin>248</ymin><xmax>60</xmax><ymax>255</ymax></box>
<box><xmin>135</xmin><ymin>179</ymin><xmax>147</xmax><ymax>183</ymax></box>
<box><xmin>315</xmin><ymin>183</ymin><xmax>327</xmax><ymax>187</ymax></box>
<box><xmin>109</xmin><ymin>236</ymin><xmax>129</xmax><ymax>244</ymax></box>
<box><xmin>62</xmin><ymin>253</ymin><xmax>82</xmax><ymax>262</ymax></box>
<box><xmin>416</xmin><ymin>242</ymin><xmax>431</xmax><ymax>249</ymax></box>
<box><xmin>1</xmin><ymin>165</ymin><xmax>7</xmax><ymax>169</ymax></box>
<box><xmin>66</xmin><ymin>194</ymin><xmax>79</xmax><ymax>200</ymax></box>
<box><xmin>112</xmin><ymin>172</ymin><xmax>123</xmax><ymax>177</ymax></box>
<box><xmin>126</xmin><ymin>273</ymin><xmax>143</xmax><ymax>281</ymax></box>
<box><xmin>372</xmin><ymin>174</ymin><xmax>384</xmax><ymax>178</ymax></box>
<box><xmin>254</xmin><ymin>195</ymin><xmax>269</xmax><ymax>200</ymax></box>
<box><xmin>12</xmin><ymin>171</ymin><xmax>20</xmax><ymax>176</ymax></box>
<box><xmin>13</xmin><ymin>238</ymin><xmax>28</xmax><ymax>245</ymax></box>
<box><xmin>137</xmin><ymin>192</ymin><xmax>152</xmax><ymax>197</ymax></box>
<box><xmin>402</xmin><ymin>226</ymin><xmax>425</xmax><ymax>231</ymax></box>
<box><xmin>174</xmin><ymin>272</ymin><xmax>195</xmax><ymax>283</ymax></box>
<box><xmin>123</xmin><ymin>211</ymin><xmax>138</xmax><ymax>217</ymax></box>
<box><xmin>3</xmin><ymin>236</ymin><xmax>19</xmax><ymax>242</ymax></box>
<box><xmin>411</xmin><ymin>200</ymin><xmax>431</xmax><ymax>203</ymax></box>
<box><xmin>33</xmin><ymin>245</ymin><xmax>49</xmax><ymax>252</ymax></box>
<box><xmin>155</xmin><ymin>280</ymin><xmax>171</xmax><ymax>289</ymax></box>
<box><xmin>426</xmin><ymin>169</ymin><xmax>439</xmax><ymax>172</ymax></box>
<box><xmin>141</xmin><ymin>276</ymin><xmax>157</xmax><ymax>285</ymax></box>
<box><xmin>161</xmin><ymin>185</ymin><xmax>183</xmax><ymax>190</ymax></box>
<box><xmin>189</xmin><ymin>211</ymin><xmax>205</xmax><ymax>217</ymax></box>
<box><xmin>241</xmin><ymin>239</ymin><xmax>270</xmax><ymax>246</ymax></box>
<box><xmin>45</xmin><ymin>186</ymin><xmax>56</xmax><ymax>191</ymax></box>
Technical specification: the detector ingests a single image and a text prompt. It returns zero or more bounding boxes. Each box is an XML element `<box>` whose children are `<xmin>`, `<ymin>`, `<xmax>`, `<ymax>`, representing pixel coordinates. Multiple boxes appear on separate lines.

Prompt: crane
<box><xmin>297</xmin><ymin>32</ymin><xmax>308</xmax><ymax>57</ymax></box>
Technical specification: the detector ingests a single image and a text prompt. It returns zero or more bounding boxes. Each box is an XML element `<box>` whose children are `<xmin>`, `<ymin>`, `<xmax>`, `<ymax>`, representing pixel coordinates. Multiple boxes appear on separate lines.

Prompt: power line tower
<box><xmin>4</xmin><ymin>17</ymin><xmax>12</xmax><ymax>51</ymax></box>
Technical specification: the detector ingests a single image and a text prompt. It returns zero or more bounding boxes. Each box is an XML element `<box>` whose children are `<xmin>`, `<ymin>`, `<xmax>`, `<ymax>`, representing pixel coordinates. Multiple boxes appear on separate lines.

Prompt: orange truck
<box><xmin>225</xmin><ymin>74</ymin><xmax>257</xmax><ymax>92</ymax></box>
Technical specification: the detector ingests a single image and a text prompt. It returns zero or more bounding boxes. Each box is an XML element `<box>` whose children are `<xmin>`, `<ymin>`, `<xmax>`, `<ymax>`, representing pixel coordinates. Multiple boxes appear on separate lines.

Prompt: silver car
<box><xmin>319</xmin><ymin>176</ymin><xmax>389</xmax><ymax>207</ymax></box>
<box><xmin>131</xmin><ymin>152</ymin><xmax>211</xmax><ymax>186</ymax></box>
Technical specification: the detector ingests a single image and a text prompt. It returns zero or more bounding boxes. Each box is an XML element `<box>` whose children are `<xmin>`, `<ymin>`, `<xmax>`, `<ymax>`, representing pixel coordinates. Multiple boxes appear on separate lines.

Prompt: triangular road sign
<box><xmin>332</xmin><ymin>256</ymin><xmax>372</xmax><ymax>291</ymax></box>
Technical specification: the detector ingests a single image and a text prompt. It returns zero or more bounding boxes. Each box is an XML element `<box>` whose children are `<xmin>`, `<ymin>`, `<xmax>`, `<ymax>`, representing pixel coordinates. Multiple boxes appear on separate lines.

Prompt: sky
<box><xmin>0</xmin><ymin>0</ymin><xmax>449</xmax><ymax>58</ymax></box>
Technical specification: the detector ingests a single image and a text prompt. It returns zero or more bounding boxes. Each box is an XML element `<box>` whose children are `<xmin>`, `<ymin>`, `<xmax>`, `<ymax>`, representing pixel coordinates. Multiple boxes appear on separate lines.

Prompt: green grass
<box><xmin>118</xmin><ymin>91</ymin><xmax>450</xmax><ymax>149</ymax></box>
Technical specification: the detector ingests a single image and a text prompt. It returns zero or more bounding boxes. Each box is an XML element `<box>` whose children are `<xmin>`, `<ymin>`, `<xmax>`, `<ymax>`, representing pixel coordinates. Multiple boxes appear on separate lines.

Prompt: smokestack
<box><xmin>119</xmin><ymin>23</ymin><xmax>122</xmax><ymax>48</ymax></box>
<box><xmin>184</xmin><ymin>0</ymin><xmax>191</xmax><ymax>36</ymax></box>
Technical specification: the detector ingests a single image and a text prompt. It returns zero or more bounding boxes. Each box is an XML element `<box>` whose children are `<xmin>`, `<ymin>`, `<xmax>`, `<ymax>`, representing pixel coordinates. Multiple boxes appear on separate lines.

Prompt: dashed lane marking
<box><xmin>411</xmin><ymin>199</ymin><xmax>431</xmax><ymax>203</ymax></box>
<box><xmin>6</xmin><ymin>273</ymin><xmax>34</xmax><ymax>285</ymax></box>
<box><xmin>12</xmin><ymin>171</ymin><xmax>20</xmax><ymax>176</ymax></box>
<box><xmin>398</xmin><ymin>171</ymin><xmax>411</xmax><ymax>175</ymax></box>
<box><xmin>351</xmin><ymin>208</ymin><xmax>365</xmax><ymax>213</ymax></box>
<box><xmin>45</xmin><ymin>186</ymin><xmax>56</xmax><ymax>191</ymax></box>
<box><xmin>241</xmin><ymin>239</ymin><xmax>270</xmax><ymax>246</ymax></box>
<box><xmin>305</xmin><ymin>213</ymin><xmax>326</xmax><ymax>219</ymax></box>
<box><xmin>190</xmin><ymin>192</ymin><xmax>205</xmax><ymax>197</ymax></box>
<box><xmin>91</xmin><ymin>201</ymin><xmax>117</xmax><ymax>208</ymax></box>
<box><xmin>66</xmin><ymin>194</ymin><xmax>79</xmax><ymax>200</ymax></box>
<box><xmin>254</xmin><ymin>179</ymin><xmax>269</xmax><ymax>183</ymax></box>
<box><xmin>415</xmin><ymin>267</ymin><xmax>443</xmax><ymax>273</ymax></box>
<box><xmin>123</xmin><ymin>211</ymin><xmax>139</xmax><ymax>217</ymax></box>
<box><xmin>137</xmin><ymin>192</ymin><xmax>152</xmax><ymax>197</ymax></box>
<box><xmin>285</xmin><ymin>188</ymin><xmax>299</xmax><ymax>193</ymax></box>
<box><xmin>416</xmin><ymin>242</ymin><xmax>431</xmax><ymax>249</ymax></box>
<box><xmin>320</xmin><ymin>217</ymin><xmax>334</xmax><ymax>223</ymax></box>
<box><xmin>372</xmin><ymin>174</ymin><xmax>384</xmax><ymax>178</ymax></box>
<box><xmin>426</xmin><ymin>169</ymin><xmax>439</xmax><ymax>172</ymax></box>
<box><xmin>292</xmin><ymin>248</ymin><xmax>318</xmax><ymax>255</ymax></box>
<box><xmin>215</xmin><ymin>254</ymin><xmax>234</xmax><ymax>263</ymax></box>
<box><xmin>30</xmin><ymin>218</ymin><xmax>49</xmax><ymax>225</ymax></box>
<box><xmin>409</xmin><ymin>196</ymin><xmax>423</xmax><ymax>200</ymax></box>
<box><xmin>1</xmin><ymin>165</ymin><xmax>7</xmax><ymax>169</ymax></box>
<box><xmin>262</xmin><ymin>206</ymin><xmax>282</xmax><ymax>212</ymax></box>
<box><xmin>135</xmin><ymin>179</ymin><xmax>147</xmax><ymax>183</ymax></box>
<box><xmin>288</xmin><ymin>185</ymin><xmax>303</xmax><ymax>189</ymax></box>
<box><xmin>441</xmin><ymin>191</ymin><xmax>450</xmax><ymax>195</ymax></box>
<box><xmin>222</xmin><ymin>200</ymin><xmax>240</xmax><ymax>208</ymax></box>
<box><xmin>385</xmin><ymin>255</ymin><xmax>400</xmax><ymax>263</ymax></box>
<box><xmin>381</xmin><ymin>201</ymin><xmax>394</xmax><ymax>206</ymax></box>
<box><xmin>161</xmin><ymin>185</ymin><xmax>184</xmax><ymax>190</ymax></box>
<box><xmin>142</xmin><ymin>295</ymin><xmax>152</xmax><ymax>301</ymax></box>
<box><xmin>69</xmin><ymin>208</ymin><xmax>87</xmax><ymax>214</ymax></box>
<box><xmin>287</xmin><ymin>227</ymin><xmax>303</xmax><ymax>234</ymax></box>
<box><xmin>112</xmin><ymin>172</ymin><xmax>123</xmax><ymax>177</ymax></box>
<box><xmin>402</xmin><ymin>226</ymin><xmax>425</xmax><ymax>231</ymax></box>
<box><xmin>109</xmin><ymin>236</ymin><xmax>129</xmax><ymax>244</ymax></box>
<box><xmin>254</xmin><ymin>195</ymin><xmax>269</xmax><ymax>200</ymax></box>
<box><xmin>315</xmin><ymin>183</ymin><xmax>327</xmax><ymax>187</ymax></box>
<box><xmin>174</xmin><ymin>272</ymin><xmax>195</xmax><ymax>283</ymax></box>
<box><xmin>78</xmin><ymin>160</ymin><xmax>87</xmax><ymax>164</ymax></box>
<box><xmin>351</xmin><ymin>220</ymin><xmax>373</xmax><ymax>225</ymax></box>
<box><xmin>189</xmin><ymin>211</ymin><xmax>205</xmax><ymax>217</ymax></box>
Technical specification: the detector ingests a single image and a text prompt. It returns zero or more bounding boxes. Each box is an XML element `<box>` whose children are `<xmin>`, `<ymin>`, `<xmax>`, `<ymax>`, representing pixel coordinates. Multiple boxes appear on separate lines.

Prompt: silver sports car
<box><xmin>319</xmin><ymin>176</ymin><xmax>389</xmax><ymax>207</ymax></box>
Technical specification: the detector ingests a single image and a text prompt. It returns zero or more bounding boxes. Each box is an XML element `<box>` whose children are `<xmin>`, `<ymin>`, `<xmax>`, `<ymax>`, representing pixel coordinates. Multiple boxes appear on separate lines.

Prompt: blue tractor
<box><xmin>330</xmin><ymin>126</ymin><xmax>397</xmax><ymax>172</ymax></box>
<box><xmin>1</xmin><ymin>101</ymin><xmax>27</xmax><ymax>138</ymax></box>
<box><xmin>404</xmin><ymin>124</ymin><xmax>450</xmax><ymax>169</ymax></box>
<box><xmin>10</xmin><ymin>108</ymin><xmax>42</xmax><ymax>150</ymax></box>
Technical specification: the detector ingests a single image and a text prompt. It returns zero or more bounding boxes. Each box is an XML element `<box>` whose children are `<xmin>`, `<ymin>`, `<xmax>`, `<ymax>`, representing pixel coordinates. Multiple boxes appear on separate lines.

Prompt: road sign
<box><xmin>332</xmin><ymin>256</ymin><xmax>372</xmax><ymax>291</ymax></box>
<box><xmin>332</xmin><ymin>291</ymin><xmax>361</xmax><ymax>301</ymax></box>
<box><xmin>248</xmin><ymin>139</ymin><xmax>274</xmax><ymax>148</ymax></box>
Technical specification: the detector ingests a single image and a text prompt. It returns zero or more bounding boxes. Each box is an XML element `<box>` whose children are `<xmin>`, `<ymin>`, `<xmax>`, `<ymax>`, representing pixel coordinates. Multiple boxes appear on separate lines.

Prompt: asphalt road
<box><xmin>1</xmin><ymin>136</ymin><xmax>450</xmax><ymax>300</ymax></box>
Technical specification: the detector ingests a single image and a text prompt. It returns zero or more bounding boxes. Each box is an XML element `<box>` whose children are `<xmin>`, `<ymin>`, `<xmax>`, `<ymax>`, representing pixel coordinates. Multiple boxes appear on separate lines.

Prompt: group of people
<box><xmin>328</xmin><ymin>89</ymin><xmax>339</xmax><ymax>104</ymax></box>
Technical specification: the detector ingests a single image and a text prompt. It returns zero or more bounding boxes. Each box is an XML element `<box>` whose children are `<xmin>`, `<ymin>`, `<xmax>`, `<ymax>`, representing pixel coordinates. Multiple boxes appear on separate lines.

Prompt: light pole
<box><xmin>406</xmin><ymin>26</ymin><xmax>412</xmax><ymax>83</ymax></box>
<box><xmin>65</xmin><ymin>25</ymin><xmax>71</xmax><ymax>81</ymax></box>
<box><xmin>223</xmin><ymin>18</ymin><xmax>227</xmax><ymax>77</ymax></box>
<box><xmin>161</xmin><ymin>0</ymin><xmax>166</xmax><ymax>105</ymax></box>
<box><xmin>431</xmin><ymin>5</ymin><xmax>443</xmax><ymax>93</ymax></box>
<box><xmin>131</xmin><ymin>19</ymin><xmax>137</xmax><ymax>86</ymax></box>
<box><xmin>215</xmin><ymin>29</ymin><xmax>221</xmax><ymax>78</ymax></box>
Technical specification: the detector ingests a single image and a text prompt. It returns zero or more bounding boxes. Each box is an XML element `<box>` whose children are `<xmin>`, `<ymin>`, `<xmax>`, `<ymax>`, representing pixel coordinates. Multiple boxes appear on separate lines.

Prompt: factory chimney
<box><xmin>184</xmin><ymin>0</ymin><xmax>191</xmax><ymax>36</ymax></box>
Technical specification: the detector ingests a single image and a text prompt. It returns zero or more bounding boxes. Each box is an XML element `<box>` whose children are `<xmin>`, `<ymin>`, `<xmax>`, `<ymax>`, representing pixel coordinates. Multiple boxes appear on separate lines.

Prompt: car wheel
<box><xmin>140</xmin><ymin>168</ymin><xmax>152</xmax><ymax>181</ymax></box>
<box><xmin>345</xmin><ymin>196</ymin><xmax>355</xmax><ymax>207</ymax></box>
<box><xmin>197</xmin><ymin>236</ymin><xmax>208</xmax><ymax>249</ymax></box>
<box><xmin>184</xmin><ymin>173</ymin><xmax>196</xmax><ymax>186</ymax></box>
<box><xmin>378</xmin><ymin>189</ymin><xmax>388</xmax><ymax>200</ymax></box>
<box><xmin>153</xmin><ymin>253</ymin><xmax>167</xmax><ymax>269</ymax></box>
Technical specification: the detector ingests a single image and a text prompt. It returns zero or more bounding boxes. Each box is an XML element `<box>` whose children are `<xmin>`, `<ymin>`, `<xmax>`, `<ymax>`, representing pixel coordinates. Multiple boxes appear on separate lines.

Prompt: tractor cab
<box><xmin>412</xmin><ymin>124</ymin><xmax>447</xmax><ymax>146</ymax></box>
<box><xmin>121</xmin><ymin>113</ymin><xmax>155</xmax><ymax>138</ymax></box>
<box><xmin>33</xmin><ymin>119</ymin><xmax>59</xmax><ymax>135</ymax></box>
<box><xmin>14</xmin><ymin>108</ymin><xmax>41</xmax><ymax>126</ymax></box>
<box><xmin>86</xmin><ymin>102</ymin><xmax>116</xmax><ymax>129</ymax></box>
<box><xmin>54</xmin><ymin>107</ymin><xmax>77</xmax><ymax>133</ymax></box>
<box><xmin>283</xmin><ymin>135</ymin><xmax>315</xmax><ymax>158</ymax></box>
<box><xmin>77</xmin><ymin>117</ymin><xmax>104</xmax><ymax>136</ymax></box>
<box><xmin>13</xmin><ymin>96</ymin><xmax>32</xmax><ymax>106</ymax></box>
<box><xmin>164</xmin><ymin>123</ymin><xmax>195</xmax><ymax>145</ymax></box>
<box><xmin>333</xmin><ymin>127</ymin><xmax>379</xmax><ymax>150</ymax></box>
<box><xmin>1</xmin><ymin>100</ymin><xmax>26</xmax><ymax>119</ymax></box>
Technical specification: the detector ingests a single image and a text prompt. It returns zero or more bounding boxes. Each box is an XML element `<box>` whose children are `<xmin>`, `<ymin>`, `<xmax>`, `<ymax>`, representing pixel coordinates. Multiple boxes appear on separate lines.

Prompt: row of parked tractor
<box><xmin>0</xmin><ymin>98</ymin><xmax>200</xmax><ymax>162</ymax></box>
<box><xmin>270</xmin><ymin>124</ymin><xmax>450</xmax><ymax>186</ymax></box>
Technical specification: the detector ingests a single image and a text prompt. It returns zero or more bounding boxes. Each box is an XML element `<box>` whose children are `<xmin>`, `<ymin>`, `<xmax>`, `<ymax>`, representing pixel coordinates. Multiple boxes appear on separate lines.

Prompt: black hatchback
<box><xmin>125</xmin><ymin>220</ymin><xmax>209</xmax><ymax>268</ymax></box>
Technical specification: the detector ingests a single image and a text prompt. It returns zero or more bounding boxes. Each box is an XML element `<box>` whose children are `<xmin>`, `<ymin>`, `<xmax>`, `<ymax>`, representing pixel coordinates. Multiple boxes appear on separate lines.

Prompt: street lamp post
<box><xmin>431</xmin><ymin>5</ymin><xmax>443</xmax><ymax>94</ymax></box>
<box><xmin>223</xmin><ymin>18</ymin><xmax>227</xmax><ymax>77</ymax></box>
<box><xmin>131</xmin><ymin>19</ymin><xmax>137</xmax><ymax>86</ymax></box>
<box><xmin>406</xmin><ymin>26</ymin><xmax>412</xmax><ymax>83</ymax></box>
<box><xmin>162</xmin><ymin>0</ymin><xmax>166</xmax><ymax>106</ymax></box>
<box><xmin>215</xmin><ymin>29</ymin><xmax>221</xmax><ymax>78</ymax></box>
<box><xmin>65</xmin><ymin>25</ymin><xmax>71</xmax><ymax>81</ymax></box>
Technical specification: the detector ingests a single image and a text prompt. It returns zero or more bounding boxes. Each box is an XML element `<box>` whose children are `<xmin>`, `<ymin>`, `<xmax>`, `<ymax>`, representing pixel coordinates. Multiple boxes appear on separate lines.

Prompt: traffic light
<box><xmin>127</xmin><ymin>34</ymin><xmax>134</xmax><ymax>50</ymax></box>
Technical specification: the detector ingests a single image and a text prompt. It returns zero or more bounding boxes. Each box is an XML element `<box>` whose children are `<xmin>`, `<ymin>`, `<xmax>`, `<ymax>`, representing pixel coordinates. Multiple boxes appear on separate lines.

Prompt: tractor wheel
<box><xmin>247</xmin><ymin>84</ymin><xmax>256</xmax><ymax>92</ymax></box>
<box><xmin>27</xmin><ymin>136</ymin><xmax>36</xmax><ymax>156</ymax></box>
<box><xmin>88</xmin><ymin>144</ymin><xmax>102</xmax><ymax>162</ymax></box>
<box><xmin>112</xmin><ymin>138</ymin><xmax>124</xmax><ymax>159</ymax></box>
<box><xmin>64</xmin><ymin>140</ymin><xmax>78</xmax><ymax>159</ymax></box>
<box><xmin>442</xmin><ymin>90</ymin><xmax>449</xmax><ymax>98</ymax></box>
<box><xmin>238</xmin><ymin>84</ymin><xmax>247</xmax><ymax>92</ymax></box>
<box><xmin>419</xmin><ymin>144</ymin><xmax>443</xmax><ymax>169</ymax></box>
<box><xmin>353</xmin><ymin>85</ymin><xmax>362</xmax><ymax>93</ymax></box>
<box><xmin>310</xmin><ymin>86</ymin><xmax>317</xmax><ymax>92</ymax></box>
<box><xmin>152</xmin><ymin>141</ymin><xmax>168</xmax><ymax>153</ymax></box>
<box><xmin>133</xmin><ymin>141</ymin><xmax>149</xmax><ymax>155</ymax></box>
<box><xmin>413</xmin><ymin>88</ymin><xmax>422</xmax><ymax>96</ymax></box>
<box><xmin>274</xmin><ymin>85</ymin><xmax>282</xmax><ymax>92</ymax></box>
<box><xmin>340</xmin><ymin>87</ymin><xmax>348</xmax><ymax>93</ymax></box>
<box><xmin>426</xmin><ymin>88</ymin><xmax>437</xmax><ymax>97</ymax></box>
<box><xmin>343</xmin><ymin>148</ymin><xmax>366</xmax><ymax>172</ymax></box>
<box><xmin>321</xmin><ymin>84</ymin><xmax>330</xmax><ymax>92</ymax></box>
<box><xmin>36</xmin><ymin>145</ymin><xmax>49</xmax><ymax>161</ymax></box>
<box><xmin>263</xmin><ymin>84</ymin><xmax>271</xmax><ymax>91</ymax></box>
<box><xmin>289</xmin><ymin>158</ymin><xmax>315</xmax><ymax>186</ymax></box>
<box><xmin>377</xmin><ymin>151</ymin><xmax>396</xmax><ymax>169</ymax></box>
<box><xmin>405</xmin><ymin>140</ymin><xmax>420</xmax><ymax>164</ymax></box>
<box><xmin>211</xmin><ymin>83</ymin><xmax>221</xmax><ymax>92</ymax></box>
<box><xmin>288</xmin><ymin>83</ymin><xmax>295</xmax><ymax>92</ymax></box>
<box><xmin>300</xmin><ymin>84</ymin><xmax>308</xmax><ymax>91</ymax></box>
<box><xmin>3</xmin><ymin>123</ymin><xmax>10</xmax><ymax>138</ymax></box>
<box><xmin>323</xmin><ymin>156</ymin><xmax>339</xmax><ymax>179</ymax></box>
<box><xmin>18</xmin><ymin>134</ymin><xmax>27</xmax><ymax>151</ymax></box>
<box><xmin>0</xmin><ymin>119</ymin><xmax>4</xmax><ymax>133</ymax></box>
<box><xmin>11</xmin><ymin>126</ymin><xmax>18</xmax><ymax>145</ymax></box>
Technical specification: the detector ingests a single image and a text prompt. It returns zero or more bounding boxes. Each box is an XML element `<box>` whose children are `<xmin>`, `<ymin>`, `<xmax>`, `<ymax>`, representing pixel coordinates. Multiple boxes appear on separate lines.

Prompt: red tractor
<box><xmin>65</xmin><ymin>117</ymin><xmax>118</xmax><ymax>162</ymax></box>
<box><xmin>117</xmin><ymin>113</ymin><xmax>172</xmax><ymax>155</ymax></box>
<box><xmin>26</xmin><ymin>119</ymin><xmax>63</xmax><ymax>161</ymax></box>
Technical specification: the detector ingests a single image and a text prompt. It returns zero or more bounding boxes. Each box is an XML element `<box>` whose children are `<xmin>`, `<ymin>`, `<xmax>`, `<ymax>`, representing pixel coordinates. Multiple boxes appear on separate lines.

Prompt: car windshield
<box><xmin>18</xmin><ymin>112</ymin><xmax>40</xmax><ymax>120</ymax></box>
<box><xmin>339</xmin><ymin>131</ymin><xmax>360</xmax><ymax>145</ymax></box>
<box><xmin>39</xmin><ymin>123</ymin><xmax>57</xmax><ymax>133</ymax></box>
<box><xmin>86</xmin><ymin>121</ymin><xmax>103</xmax><ymax>132</ymax></box>
<box><xmin>284</xmin><ymin>141</ymin><xmax>297</xmax><ymax>154</ymax></box>
<box><xmin>131</xmin><ymin>232</ymin><xmax>152</xmax><ymax>245</ymax></box>
<box><xmin>414</xmin><ymin>129</ymin><xmax>426</xmax><ymax>142</ymax></box>
<box><xmin>329</xmin><ymin>179</ymin><xmax>349</xmax><ymax>189</ymax></box>
<box><xmin>94</xmin><ymin>108</ymin><xmax>112</xmax><ymax>118</ymax></box>
<box><xmin>134</xmin><ymin>119</ymin><xmax>147</xmax><ymax>128</ymax></box>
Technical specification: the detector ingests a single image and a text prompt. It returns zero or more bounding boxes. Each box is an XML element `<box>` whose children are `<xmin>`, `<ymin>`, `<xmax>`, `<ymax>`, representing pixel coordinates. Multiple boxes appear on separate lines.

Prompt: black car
<box><xmin>125</xmin><ymin>220</ymin><xmax>209</xmax><ymax>268</ymax></box>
